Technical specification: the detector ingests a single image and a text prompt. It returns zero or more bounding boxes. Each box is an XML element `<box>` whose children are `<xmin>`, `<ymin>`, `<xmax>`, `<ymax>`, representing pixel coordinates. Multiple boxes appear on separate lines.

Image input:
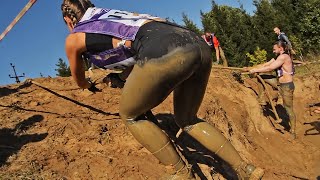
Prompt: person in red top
<box><xmin>202</xmin><ymin>32</ymin><xmax>220</xmax><ymax>64</ymax></box>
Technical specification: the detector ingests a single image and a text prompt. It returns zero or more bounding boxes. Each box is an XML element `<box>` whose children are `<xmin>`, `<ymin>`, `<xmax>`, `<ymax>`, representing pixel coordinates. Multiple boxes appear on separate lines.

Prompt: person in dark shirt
<box><xmin>273</xmin><ymin>27</ymin><xmax>295</xmax><ymax>55</ymax></box>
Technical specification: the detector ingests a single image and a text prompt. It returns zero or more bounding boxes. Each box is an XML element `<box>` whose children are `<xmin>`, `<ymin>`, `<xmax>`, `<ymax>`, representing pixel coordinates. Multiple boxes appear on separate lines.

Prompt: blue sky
<box><xmin>0</xmin><ymin>0</ymin><xmax>255</xmax><ymax>85</ymax></box>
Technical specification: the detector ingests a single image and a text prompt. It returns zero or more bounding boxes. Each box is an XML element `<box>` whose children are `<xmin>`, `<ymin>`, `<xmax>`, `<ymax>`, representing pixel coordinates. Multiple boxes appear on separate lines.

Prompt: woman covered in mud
<box><xmin>61</xmin><ymin>0</ymin><xmax>264</xmax><ymax>179</ymax></box>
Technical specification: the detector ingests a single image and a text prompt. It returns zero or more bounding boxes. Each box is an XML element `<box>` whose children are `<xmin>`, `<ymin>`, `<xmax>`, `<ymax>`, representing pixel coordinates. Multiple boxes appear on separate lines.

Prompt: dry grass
<box><xmin>295</xmin><ymin>58</ymin><xmax>320</xmax><ymax>76</ymax></box>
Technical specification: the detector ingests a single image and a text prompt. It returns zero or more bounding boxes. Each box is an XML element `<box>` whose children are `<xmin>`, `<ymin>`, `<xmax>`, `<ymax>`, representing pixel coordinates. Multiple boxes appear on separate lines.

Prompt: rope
<box><xmin>26</xmin><ymin>79</ymin><xmax>119</xmax><ymax>117</ymax></box>
<box><xmin>151</xmin><ymin>141</ymin><xmax>170</xmax><ymax>155</ymax></box>
<box><xmin>172</xmin><ymin>158</ymin><xmax>182</xmax><ymax>169</ymax></box>
<box><xmin>0</xmin><ymin>0</ymin><xmax>37</xmax><ymax>41</ymax></box>
<box><xmin>214</xmin><ymin>139</ymin><xmax>228</xmax><ymax>155</ymax></box>
<box><xmin>26</xmin><ymin>79</ymin><xmax>79</xmax><ymax>91</ymax></box>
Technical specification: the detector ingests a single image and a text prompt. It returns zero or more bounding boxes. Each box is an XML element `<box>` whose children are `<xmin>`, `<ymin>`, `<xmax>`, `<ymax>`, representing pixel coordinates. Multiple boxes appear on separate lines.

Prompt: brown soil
<box><xmin>0</xmin><ymin>65</ymin><xmax>319</xmax><ymax>180</ymax></box>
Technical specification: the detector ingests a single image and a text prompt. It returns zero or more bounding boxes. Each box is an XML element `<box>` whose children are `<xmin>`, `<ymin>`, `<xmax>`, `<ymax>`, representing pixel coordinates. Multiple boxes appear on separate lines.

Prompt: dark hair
<box><xmin>274</xmin><ymin>40</ymin><xmax>289</xmax><ymax>54</ymax></box>
<box><xmin>61</xmin><ymin>0</ymin><xmax>95</xmax><ymax>25</ymax></box>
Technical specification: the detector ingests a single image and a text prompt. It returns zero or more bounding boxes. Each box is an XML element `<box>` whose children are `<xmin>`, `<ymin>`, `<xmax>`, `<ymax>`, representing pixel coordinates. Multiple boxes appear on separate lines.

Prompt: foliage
<box><xmin>295</xmin><ymin>60</ymin><xmax>320</xmax><ymax>76</ymax></box>
<box><xmin>182</xmin><ymin>13</ymin><xmax>202</xmax><ymax>35</ymax></box>
<box><xmin>288</xmin><ymin>35</ymin><xmax>303</xmax><ymax>58</ymax></box>
<box><xmin>201</xmin><ymin>2</ymin><xmax>256</xmax><ymax>67</ymax></box>
<box><xmin>297</xmin><ymin>0</ymin><xmax>320</xmax><ymax>54</ymax></box>
<box><xmin>252</xmin><ymin>0</ymin><xmax>278</xmax><ymax>59</ymax></box>
<box><xmin>177</xmin><ymin>0</ymin><xmax>320</xmax><ymax>66</ymax></box>
<box><xmin>270</xmin><ymin>0</ymin><xmax>320</xmax><ymax>56</ymax></box>
<box><xmin>246</xmin><ymin>47</ymin><xmax>267</xmax><ymax>66</ymax></box>
<box><xmin>55</xmin><ymin>58</ymin><xmax>71</xmax><ymax>77</ymax></box>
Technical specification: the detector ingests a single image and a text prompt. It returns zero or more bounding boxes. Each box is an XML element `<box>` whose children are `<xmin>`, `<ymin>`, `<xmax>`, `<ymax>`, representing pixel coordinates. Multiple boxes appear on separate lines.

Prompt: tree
<box><xmin>246</xmin><ymin>47</ymin><xmax>267</xmax><ymax>66</ymax></box>
<box><xmin>298</xmin><ymin>0</ymin><xmax>320</xmax><ymax>55</ymax></box>
<box><xmin>182</xmin><ymin>13</ymin><xmax>202</xmax><ymax>35</ymax></box>
<box><xmin>201</xmin><ymin>1</ymin><xmax>256</xmax><ymax>67</ymax></box>
<box><xmin>55</xmin><ymin>58</ymin><xmax>71</xmax><ymax>77</ymax></box>
<box><xmin>252</xmin><ymin>0</ymin><xmax>278</xmax><ymax>59</ymax></box>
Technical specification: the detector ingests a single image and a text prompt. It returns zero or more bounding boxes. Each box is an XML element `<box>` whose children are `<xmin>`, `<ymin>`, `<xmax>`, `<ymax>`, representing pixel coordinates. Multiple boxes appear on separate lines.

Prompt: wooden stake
<box><xmin>212</xmin><ymin>66</ymin><xmax>244</xmax><ymax>71</ymax></box>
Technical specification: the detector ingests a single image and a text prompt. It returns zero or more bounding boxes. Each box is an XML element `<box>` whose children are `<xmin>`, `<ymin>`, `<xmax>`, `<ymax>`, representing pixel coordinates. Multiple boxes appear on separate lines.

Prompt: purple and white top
<box><xmin>72</xmin><ymin>7</ymin><xmax>161</xmax><ymax>70</ymax></box>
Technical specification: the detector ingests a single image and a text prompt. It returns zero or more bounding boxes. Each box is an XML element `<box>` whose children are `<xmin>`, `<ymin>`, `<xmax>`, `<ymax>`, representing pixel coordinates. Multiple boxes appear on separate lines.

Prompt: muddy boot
<box><xmin>163</xmin><ymin>163</ymin><xmax>195</xmax><ymax>180</ymax></box>
<box><xmin>288</xmin><ymin>115</ymin><xmax>296</xmax><ymax>139</ymax></box>
<box><xmin>289</xmin><ymin>125</ymin><xmax>296</xmax><ymax>139</ymax></box>
<box><xmin>185</xmin><ymin>122</ymin><xmax>264</xmax><ymax>180</ymax></box>
<box><xmin>186</xmin><ymin>122</ymin><xmax>243</xmax><ymax>168</ymax></box>
<box><xmin>236</xmin><ymin>163</ymin><xmax>264</xmax><ymax>180</ymax></box>
<box><xmin>123</xmin><ymin>119</ymin><xmax>189</xmax><ymax>174</ymax></box>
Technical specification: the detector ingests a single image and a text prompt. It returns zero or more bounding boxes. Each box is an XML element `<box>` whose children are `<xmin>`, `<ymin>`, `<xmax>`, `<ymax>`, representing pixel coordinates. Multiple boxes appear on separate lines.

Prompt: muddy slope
<box><xmin>0</xmin><ymin>65</ymin><xmax>319</xmax><ymax>180</ymax></box>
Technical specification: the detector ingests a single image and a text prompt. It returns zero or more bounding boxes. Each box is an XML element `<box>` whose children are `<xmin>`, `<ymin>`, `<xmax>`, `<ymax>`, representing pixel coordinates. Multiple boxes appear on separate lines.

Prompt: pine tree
<box><xmin>201</xmin><ymin>1</ymin><xmax>256</xmax><ymax>67</ymax></box>
<box><xmin>182</xmin><ymin>13</ymin><xmax>202</xmax><ymax>35</ymax></box>
<box><xmin>55</xmin><ymin>58</ymin><xmax>71</xmax><ymax>77</ymax></box>
<box><xmin>297</xmin><ymin>0</ymin><xmax>320</xmax><ymax>54</ymax></box>
<box><xmin>252</xmin><ymin>0</ymin><xmax>278</xmax><ymax>59</ymax></box>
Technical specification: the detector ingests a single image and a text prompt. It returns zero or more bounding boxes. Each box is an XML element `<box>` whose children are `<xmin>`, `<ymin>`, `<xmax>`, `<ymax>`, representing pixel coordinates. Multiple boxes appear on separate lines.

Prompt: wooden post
<box><xmin>212</xmin><ymin>66</ymin><xmax>244</xmax><ymax>71</ymax></box>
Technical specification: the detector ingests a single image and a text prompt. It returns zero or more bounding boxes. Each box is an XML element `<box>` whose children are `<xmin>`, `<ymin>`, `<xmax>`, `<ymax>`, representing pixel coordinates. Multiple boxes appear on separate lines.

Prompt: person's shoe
<box><xmin>162</xmin><ymin>165</ymin><xmax>195</xmax><ymax>180</ymax></box>
<box><xmin>289</xmin><ymin>129</ymin><xmax>297</xmax><ymax>139</ymax></box>
<box><xmin>248</xmin><ymin>166</ymin><xmax>265</xmax><ymax>180</ymax></box>
<box><xmin>237</xmin><ymin>164</ymin><xmax>264</xmax><ymax>180</ymax></box>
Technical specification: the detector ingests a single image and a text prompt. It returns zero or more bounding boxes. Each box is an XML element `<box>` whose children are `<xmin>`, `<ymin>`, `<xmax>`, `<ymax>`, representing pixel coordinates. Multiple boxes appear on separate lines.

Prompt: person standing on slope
<box><xmin>61</xmin><ymin>0</ymin><xmax>264</xmax><ymax>179</ymax></box>
<box><xmin>202</xmin><ymin>32</ymin><xmax>221</xmax><ymax>64</ymax></box>
<box><xmin>273</xmin><ymin>27</ymin><xmax>295</xmax><ymax>55</ymax></box>
<box><xmin>245</xmin><ymin>41</ymin><xmax>296</xmax><ymax>138</ymax></box>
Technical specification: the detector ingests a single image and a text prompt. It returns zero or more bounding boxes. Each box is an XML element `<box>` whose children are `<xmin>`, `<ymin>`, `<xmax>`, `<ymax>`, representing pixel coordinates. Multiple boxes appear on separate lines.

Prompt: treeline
<box><xmin>183</xmin><ymin>0</ymin><xmax>320</xmax><ymax>67</ymax></box>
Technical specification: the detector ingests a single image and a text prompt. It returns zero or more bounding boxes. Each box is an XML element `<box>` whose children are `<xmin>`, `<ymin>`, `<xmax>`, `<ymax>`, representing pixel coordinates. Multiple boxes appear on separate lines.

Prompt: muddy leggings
<box><xmin>118</xmin><ymin>22</ymin><xmax>246</xmax><ymax>174</ymax></box>
<box><xmin>279</xmin><ymin>82</ymin><xmax>296</xmax><ymax>133</ymax></box>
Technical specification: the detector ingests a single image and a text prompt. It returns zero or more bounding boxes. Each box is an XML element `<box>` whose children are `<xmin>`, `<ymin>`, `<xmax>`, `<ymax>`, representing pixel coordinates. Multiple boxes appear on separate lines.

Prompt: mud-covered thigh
<box><xmin>119</xmin><ymin>45</ymin><xmax>202</xmax><ymax>119</ymax></box>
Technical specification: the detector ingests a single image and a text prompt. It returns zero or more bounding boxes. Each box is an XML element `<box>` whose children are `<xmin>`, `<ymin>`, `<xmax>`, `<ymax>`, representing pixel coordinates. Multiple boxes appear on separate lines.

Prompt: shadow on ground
<box><xmin>0</xmin><ymin>115</ymin><xmax>48</xmax><ymax>166</ymax></box>
<box><xmin>0</xmin><ymin>83</ymin><xmax>32</xmax><ymax>98</ymax></box>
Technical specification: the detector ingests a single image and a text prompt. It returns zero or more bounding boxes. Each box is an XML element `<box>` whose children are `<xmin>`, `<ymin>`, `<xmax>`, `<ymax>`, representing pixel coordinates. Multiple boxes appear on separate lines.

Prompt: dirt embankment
<box><xmin>0</xmin><ymin>64</ymin><xmax>319</xmax><ymax>180</ymax></box>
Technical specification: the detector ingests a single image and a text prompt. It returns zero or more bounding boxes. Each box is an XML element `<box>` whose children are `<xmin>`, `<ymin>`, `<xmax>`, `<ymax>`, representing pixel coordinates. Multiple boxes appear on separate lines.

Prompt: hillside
<box><xmin>0</xmin><ymin>63</ymin><xmax>319</xmax><ymax>180</ymax></box>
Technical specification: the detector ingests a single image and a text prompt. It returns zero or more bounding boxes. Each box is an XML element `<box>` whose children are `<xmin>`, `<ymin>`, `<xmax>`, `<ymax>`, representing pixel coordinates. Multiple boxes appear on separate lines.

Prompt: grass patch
<box><xmin>295</xmin><ymin>60</ymin><xmax>320</xmax><ymax>76</ymax></box>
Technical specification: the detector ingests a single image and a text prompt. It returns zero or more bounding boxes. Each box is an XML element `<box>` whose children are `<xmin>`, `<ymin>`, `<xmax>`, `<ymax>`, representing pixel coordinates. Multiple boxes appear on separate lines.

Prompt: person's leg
<box><xmin>173</xmin><ymin>44</ymin><xmax>264</xmax><ymax>179</ymax></box>
<box><xmin>119</xmin><ymin>45</ymin><xmax>202</xmax><ymax>179</ymax></box>
<box><xmin>279</xmin><ymin>82</ymin><xmax>296</xmax><ymax>136</ymax></box>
